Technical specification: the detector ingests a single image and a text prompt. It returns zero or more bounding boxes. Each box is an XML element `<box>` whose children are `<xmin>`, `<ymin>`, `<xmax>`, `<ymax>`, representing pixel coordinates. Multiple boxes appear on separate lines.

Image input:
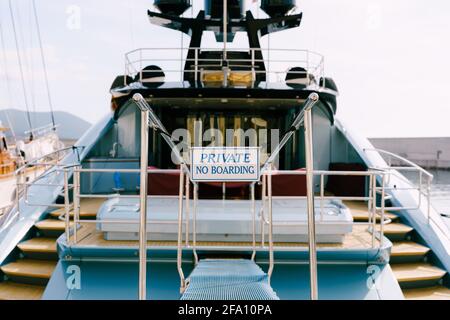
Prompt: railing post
<box><xmin>15</xmin><ymin>172</ymin><xmax>20</xmax><ymax>215</ymax></box>
<box><xmin>427</xmin><ymin>177</ymin><xmax>432</xmax><ymax>224</ymax></box>
<box><xmin>193</xmin><ymin>182</ymin><xmax>199</xmax><ymax>264</ymax></box>
<box><xmin>320</xmin><ymin>174</ymin><xmax>324</xmax><ymax>221</ymax></box>
<box><xmin>194</xmin><ymin>48</ymin><xmax>198</xmax><ymax>82</ymax></box>
<box><xmin>368</xmin><ymin>174</ymin><xmax>375</xmax><ymax>248</ymax></box>
<box><xmin>251</xmin><ymin>182</ymin><xmax>256</xmax><ymax>261</ymax></box>
<box><xmin>73</xmin><ymin>166</ymin><xmax>80</xmax><ymax>244</ymax></box>
<box><xmin>267</xmin><ymin>166</ymin><xmax>274</xmax><ymax>284</ymax></box>
<box><xmin>251</xmin><ymin>48</ymin><xmax>255</xmax><ymax>69</ymax></box>
<box><xmin>304</xmin><ymin>98</ymin><xmax>318</xmax><ymax>300</ymax></box>
<box><xmin>261</xmin><ymin>174</ymin><xmax>266</xmax><ymax>247</ymax></box>
<box><xmin>177</xmin><ymin>169</ymin><xmax>186</xmax><ymax>293</ymax></box>
<box><xmin>380</xmin><ymin>174</ymin><xmax>385</xmax><ymax>247</ymax></box>
<box><xmin>185</xmin><ymin>172</ymin><xmax>190</xmax><ymax>246</ymax></box>
<box><xmin>138</xmin><ymin>109</ymin><xmax>149</xmax><ymax>300</ymax></box>
<box><xmin>63</xmin><ymin>169</ymin><xmax>70</xmax><ymax>245</ymax></box>
<box><xmin>419</xmin><ymin>170</ymin><xmax>423</xmax><ymax>208</ymax></box>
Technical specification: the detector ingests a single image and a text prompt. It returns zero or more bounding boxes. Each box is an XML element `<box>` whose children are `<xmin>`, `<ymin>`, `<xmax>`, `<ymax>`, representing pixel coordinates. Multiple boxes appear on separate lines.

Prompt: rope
<box><xmin>8</xmin><ymin>0</ymin><xmax>34</xmax><ymax>137</ymax></box>
<box><xmin>0</xmin><ymin>19</ymin><xmax>17</xmax><ymax>140</ymax></box>
<box><xmin>32</xmin><ymin>0</ymin><xmax>56</xmax><ymax>129</ymax></box>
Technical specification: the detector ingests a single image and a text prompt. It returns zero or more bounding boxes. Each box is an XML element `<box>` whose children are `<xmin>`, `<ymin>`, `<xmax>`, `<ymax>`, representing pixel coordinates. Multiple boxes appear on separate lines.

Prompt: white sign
<box><xmin>191</xmin><ymin>147</ymin><xmax>260</xmax><ymax>182</ymax></box>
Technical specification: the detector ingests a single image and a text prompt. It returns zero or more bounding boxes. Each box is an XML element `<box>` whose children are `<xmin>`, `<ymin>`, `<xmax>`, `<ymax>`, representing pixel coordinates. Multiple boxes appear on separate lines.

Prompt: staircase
<box><xmin>0</xmin><ymin>206</ymin><xmax>96</xmax><ymax>300</ymax></box>
<box><xmin>351</xmin><ymin>204</ymin><xmax>450</xmax><ymax>300</ymax></box>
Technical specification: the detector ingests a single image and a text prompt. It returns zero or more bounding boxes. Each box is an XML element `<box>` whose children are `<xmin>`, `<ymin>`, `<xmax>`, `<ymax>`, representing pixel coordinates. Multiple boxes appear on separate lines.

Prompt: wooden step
<box><xmin>403</xmin><ymin>285</ymin><xmax>450</xmax><ymax>300</ymax></box>
<box><xmin>18</xmin><ymin>238</ymin><xmax>57</xmax><ymax>254</ymax></box>
<box><xmin>383</xmin><ymin>223</ymin><xmax>413</xmax><ymax>236</ymax></box>
<box><xmin>343</xmin><ymin>200</ymin><xmax>399</xmax><ymax>222</ymax></box>
<box><xmin>0</xmin><ymin>259</ymin><xmax>56</xmax><ymax>279</ymax></box>
<box><xmin>49</xmin><ymin>210</ymin><xmax>96</xmax><ymax>219</ymax></box>
<box><xmin>35</xmin><ymin>219</ymin><xmax>71</xmax><ymax>232</ymax></box>
<box><xmin>0</xmin><ymin>281</ymin><xmax>44</xmax><ymax>300</ymax></box>
<box><xmin>392</xmin><ymin>263</ymin><xmax>447</xmax><ymax>283</ymax></box>
<box><xmin>49</xmin><ymin>198</ymin><xmax>102</xmax><ymax>219</ymax></box>
<box><xmin>352</xmin><ymin>211</ymin><xmax>398</xmax><ymax>223</ymax></box>
<box><xmin>391</xmin><ymin>241</ymin><xmax>430</xmax><ymax>257</ymax></box>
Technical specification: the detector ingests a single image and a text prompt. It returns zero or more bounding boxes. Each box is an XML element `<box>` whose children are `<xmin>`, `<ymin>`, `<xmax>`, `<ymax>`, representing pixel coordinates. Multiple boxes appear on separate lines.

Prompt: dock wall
<box><xmin>369</xmin><ymin>137</ymin><xmax>450</xmax><ymax>169</ymax></box>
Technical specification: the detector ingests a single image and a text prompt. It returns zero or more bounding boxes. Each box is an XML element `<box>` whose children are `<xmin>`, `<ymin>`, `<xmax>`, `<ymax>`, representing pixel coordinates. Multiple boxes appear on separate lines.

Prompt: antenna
<box><xmin>223</xmin><ymin>0</ymin><xmax>227</xmax><ymax>60</ymax></box>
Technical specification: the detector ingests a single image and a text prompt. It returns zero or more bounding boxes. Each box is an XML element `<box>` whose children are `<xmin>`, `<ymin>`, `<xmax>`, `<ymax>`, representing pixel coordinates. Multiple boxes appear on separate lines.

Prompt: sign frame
<box><xmin>190</xmin><ymin>146</ymin><xmax>260</xmax><ymax>182</ymax></box>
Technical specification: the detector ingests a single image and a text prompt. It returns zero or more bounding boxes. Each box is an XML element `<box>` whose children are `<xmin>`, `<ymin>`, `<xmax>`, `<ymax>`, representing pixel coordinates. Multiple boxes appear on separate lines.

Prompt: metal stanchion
<box><xmin>177</xmin><ymin>170</ymin><xmax>186</xmax><ymax>292</ymax></box>
<box><xmin>138</xmin><ymin>107</ymin><xmax>149</xmax><ymax>300</ymax></box>
<box><xmin>251</xmin><ymin>183</ymin><xmax>256</xmax><ymax>261</ymax></box>
<box><xmin>304</xmin><ymin>96</ymin><xmax>318</xmax><ymax>300</ymax></box>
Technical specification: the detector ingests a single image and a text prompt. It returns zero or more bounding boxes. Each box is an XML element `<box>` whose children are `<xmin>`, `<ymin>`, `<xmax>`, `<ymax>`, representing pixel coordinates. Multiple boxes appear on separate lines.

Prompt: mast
<box><xmin>32</xmin><ymin>0</ymin><xmax>56</xmax><ymax>130</ymax></box>
<box><xmin>8</xmin><ymin>0</ymin><xmax>34</xmax><ymax>140</ymax></box>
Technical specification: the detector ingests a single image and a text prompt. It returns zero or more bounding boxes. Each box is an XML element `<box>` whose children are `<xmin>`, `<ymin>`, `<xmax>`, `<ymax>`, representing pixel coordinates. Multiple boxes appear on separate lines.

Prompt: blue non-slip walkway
<box><xmin>180</xmin><ymin>259</ymin><xmax>279</xmax><ymax>300</ymax></box>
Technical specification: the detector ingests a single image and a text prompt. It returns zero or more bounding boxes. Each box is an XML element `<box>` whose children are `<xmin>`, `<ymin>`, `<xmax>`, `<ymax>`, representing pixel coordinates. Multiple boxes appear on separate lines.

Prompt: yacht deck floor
<box><xmin>64</xmin><ymin>198</ymin><xmax>381</xmax><ymax>250</ymax></box>
<box><xmin>68</xmin><ymin>223</ymin><xmax>379</xmax><ymax>250</ymax></box>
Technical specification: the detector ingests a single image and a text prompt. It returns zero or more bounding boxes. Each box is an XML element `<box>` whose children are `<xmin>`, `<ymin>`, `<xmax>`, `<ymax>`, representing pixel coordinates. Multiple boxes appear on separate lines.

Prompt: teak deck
<box><xmin>68</xmin><ymin>223</ymin><xmax>379</xmax><ymax>250</ymax></box>
<box><xmin>63</xmin><ymin>198</ymin><xmax>381</xmax><ymax>250</ymax></box>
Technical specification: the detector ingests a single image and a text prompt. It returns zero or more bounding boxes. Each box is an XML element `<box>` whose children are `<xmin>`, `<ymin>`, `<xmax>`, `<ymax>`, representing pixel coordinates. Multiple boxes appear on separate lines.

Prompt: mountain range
<box><xmin>0</xmin><ymin>109</ymin><xmax>91</xmax><ymax>140</ymax></box>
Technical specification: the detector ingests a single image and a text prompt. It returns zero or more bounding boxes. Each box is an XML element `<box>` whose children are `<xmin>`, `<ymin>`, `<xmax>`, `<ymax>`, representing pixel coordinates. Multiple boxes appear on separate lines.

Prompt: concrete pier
<box><xmin>370</xmin><ymin>137</ymin><xmax>450</xmax><ymax>169</ymax></box>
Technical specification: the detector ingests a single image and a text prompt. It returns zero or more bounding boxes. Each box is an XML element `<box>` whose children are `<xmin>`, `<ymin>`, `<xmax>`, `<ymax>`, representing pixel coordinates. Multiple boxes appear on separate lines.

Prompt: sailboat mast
<box><xmin>31</xmin><ymin>0</ymin><xmax>56</xmax><ymax>130</ymax></box>
<box><xmin>8</xmin><ymin>0</ymin><xmax>34</xmax><ymax>140</ymax></box>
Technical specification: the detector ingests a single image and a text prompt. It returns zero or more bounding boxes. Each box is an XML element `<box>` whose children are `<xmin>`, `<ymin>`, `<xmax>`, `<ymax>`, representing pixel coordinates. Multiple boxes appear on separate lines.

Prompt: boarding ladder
<box><xmin>132</xmin><ymin>92</ymin><xmax>320</xmax><ymax>300</ymax></box>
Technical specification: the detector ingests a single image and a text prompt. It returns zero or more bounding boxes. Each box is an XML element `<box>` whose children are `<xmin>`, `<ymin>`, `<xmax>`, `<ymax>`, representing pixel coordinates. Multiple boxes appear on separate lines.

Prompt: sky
<box><xmin>0</xmin><ymin>0</ymin><xmax>450</xmax><ymax>138</ymax></box>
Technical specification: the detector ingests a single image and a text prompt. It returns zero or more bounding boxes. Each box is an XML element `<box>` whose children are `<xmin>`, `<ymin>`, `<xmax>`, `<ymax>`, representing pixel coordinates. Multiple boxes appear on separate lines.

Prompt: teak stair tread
<box><xmin>351</xmin><ymin>211</ymin><xmax>398</xmax><ymax>222</ymax></box>
<box><xmin>402</xmin><ymin>285</ymin><xmax>450</xmax><ymax>300</ymax></box>
<box><xmin>0</xmin><ymin>281</ymin><xmax>44</xmax><ymax>300</ymax></box>
<box><xmin>391</xmin><ymin>241</ymin><xmax>430</xmax><ymax>257</ymax></box>
<box><xmin>35</xmin><ymin>219</ymin><xmax>72</xmax><ymax>231</ymax></box>
<box><xmin>391</xmin><ymin>263</ymin><xmax>446</xmax><ymax>282</ymax></box>
<box><xmin>0</xmin><ymin>259</ymin><xmax>56</xmax><ymax>279</ymax></box>
<box><xmin>383</xmin><ymin>223</ymin><xmax>413</xmax><ymax>235</ymax></box>
<box><xmin>49</xmin><ymin>211</ymin><xmax>96</xmax><ymax>219</ymax></box>
<box><xmin>18</xmin><ymin>237</ymin><xmax>57</xmax><ymax>254</ymax></box>
<box><xmin>49</xmin><ymin>198</ymin><xmax>102</xmax><ymax>218</ymax></box>
<box><xmin>343</xmin><ymin>200</ymin><xmax>398</xmax><ymax>222</ymax></box>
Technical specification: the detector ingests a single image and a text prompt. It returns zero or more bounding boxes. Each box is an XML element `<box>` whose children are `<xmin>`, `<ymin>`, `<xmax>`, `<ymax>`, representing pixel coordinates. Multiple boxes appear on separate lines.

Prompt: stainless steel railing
<box><xmin>24</xmin><ymin>123</ymin><xmax>59</xmax><ymax>138</ymax></box>
<box><xmin>365</xmin><ymin>148</ymin><xmax>450</xmax><ymax>241</ymax></box>
<box><xmin>60</xmin><ymin>93</ymin><xmax>391</xmax><ymax>301</ymax></box>
<box><xmin>62</xmin><ymin>169</ymin><xmax>388</xmax><ymax>247</ymax></box>
<box><xmin>15</xmin><ymin>146</ymin><xmax>82</xmax><ymax>208</ymax></box>
<box><xmin>0</xmin><ymin>146</ymin><xmax>82</xmax><ymax>232</ymax></box>
<box><xmin>364</xmin><ymin>148</ymin><xmax>433</xmax><ymax>220</ymax></box>
<box><xmin>258</xmin><ymin>169</ymin><xmax>388</xmax><ymax>248</ymax></box>
<box><xmin>124</xmin><ymin>47</ymin><xmax>325</xmax><ymax>87</ymax></box>
<box><xmin>60</xmin><ymin>93</ymin><xmax>392</xmax><ymax>302</ymax></box>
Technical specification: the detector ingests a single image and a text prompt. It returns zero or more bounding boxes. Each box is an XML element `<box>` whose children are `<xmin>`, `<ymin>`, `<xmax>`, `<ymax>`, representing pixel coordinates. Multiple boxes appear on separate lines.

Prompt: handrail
<box><xmin>123</xmin><ymin>47</ymin><xmax>325</xmax><ymax>86</ymax></box>
<box><xmin>364</xmin><ymin>148</ymin><xmax>434</xmax><ymax>179</ymax></box>
<box><xmin>258</xmin><ymin>169</ymin><xmax>387</xmax><ymax>243</ymax></box>
<box><xmin>23</xmin><ymin>123</ymin><xmax>59</xmax><ymax>137</ymax></box>
<box><xmin>61</xmin><ymin>162</ymin><xmax>391</xmax><ymax>301</ymax></box>
<box><xmin>364</xmin><ymin>148</ymin><xmax>450</xmax><ymax>241</ymax></box>
<box><xmin>260</xmin><ymin>93</ymin><xmax>319</xmax><ymax>174</ymax></box>
<box><xmin>14</xmin><ymin>146</ymin><xmax>82</xmax><ymax>176</ymax></box>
